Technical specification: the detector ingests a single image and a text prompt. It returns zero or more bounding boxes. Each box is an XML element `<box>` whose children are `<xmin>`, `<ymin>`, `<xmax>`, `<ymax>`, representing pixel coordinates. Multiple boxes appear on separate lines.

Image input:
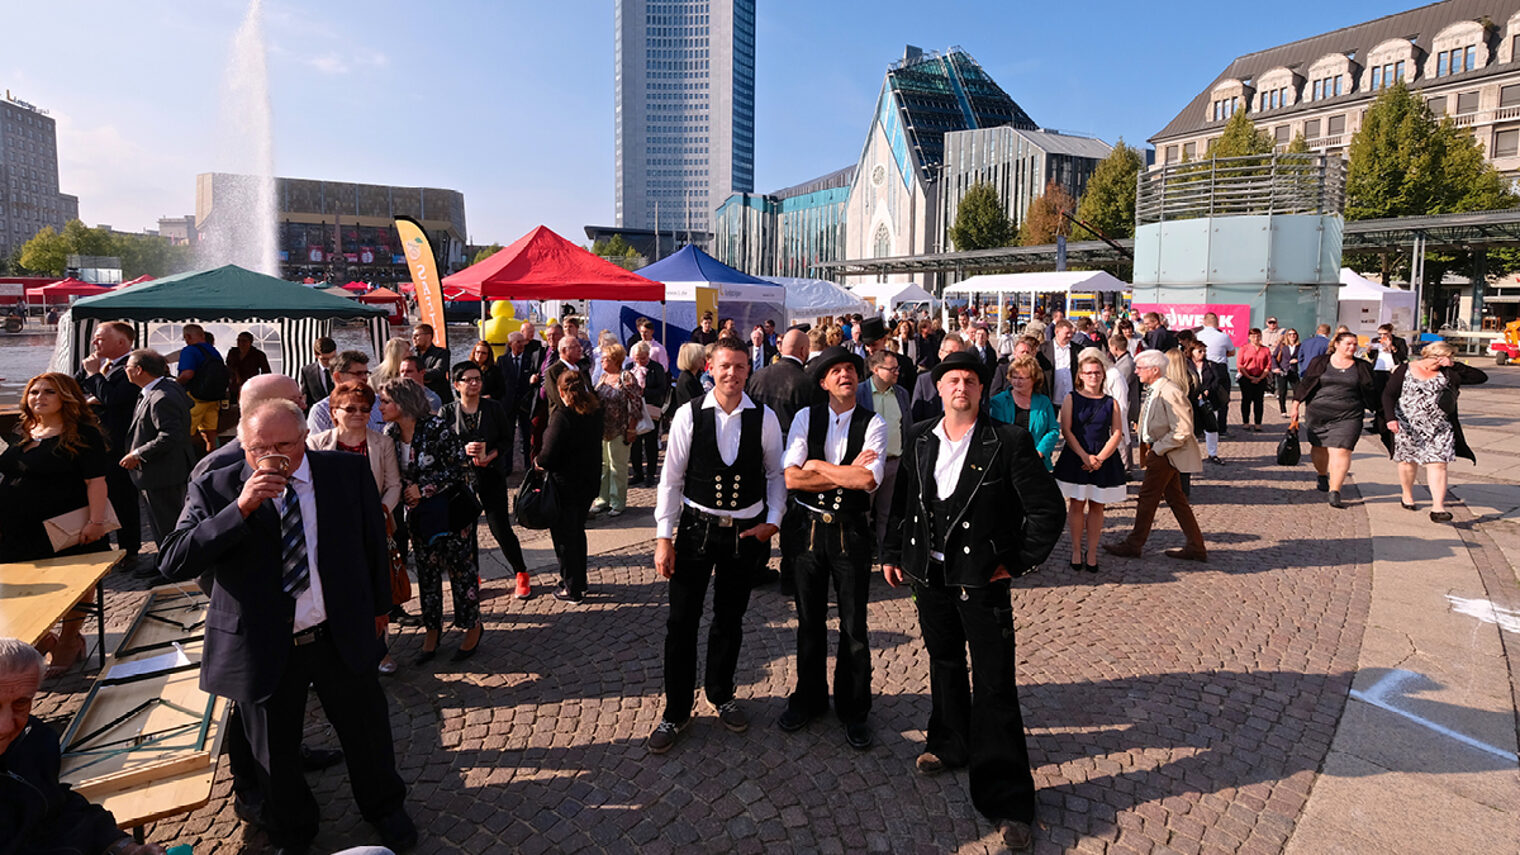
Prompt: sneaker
<box><xmin>1316</xmin><ymin>474</ymin><xmax>1330</xmax><ymax>492</ymax></box>
<box><xmin>714</xmin><ymin>699</ymin><xmax>749</xmax><ymax>733</ymax></box>
<box><xmin>1207</xmin><ymin>455</ymin><xmax>1226</xmax><ymax>466</ymax></box>
<box><xmin>1328</xmin><ymin>490</ymin><xmax>1345</xmax><ymax>509</ymax></box>
<box><xmin>647</xmin><ymin>719</ymin><xmax>686</xmax><ymax>754</ymax></box>
<box><xmin>514</xmin><ymin>572</ymin><xmax>533</xmax><ymax>600</ymax></box>
<box><xmin>552</xmin><ymin>586</ymin><xmax>584</xmax><ymax>603</ymax></box>
<box><xmin>606</xmin><ymin>508</ymin><xmax>623</xmax><ymax>518</ymax></box>
<box><xmin>589</xmin><ymin>501</ymin><xmax>609</xmax><ymax>515</ymax></box>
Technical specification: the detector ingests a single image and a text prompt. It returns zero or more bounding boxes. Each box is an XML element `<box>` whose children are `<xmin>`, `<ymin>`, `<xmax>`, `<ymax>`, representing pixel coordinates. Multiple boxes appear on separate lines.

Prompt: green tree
<box><xmin>19</xmin><ymin>226</ymin><xmax>69</xmax><ymax>275</ymax></box>
<box><xmin>111</xmin><ymin>233</ymin><xmax>192</xmax><ymax>278</ymax></box>
<box><xmin>471</xmin><ymin>243</ymin><xmax>502</xmax><ymax>265</ymax></box>
<box><xmin>948</xmin><ymin>182</ymin><xmax>1014</xmax><ymax>250</ymax></box>
<box><xmin>1346</xmin><ymin>81</ymin><xmax>1515</xmax><ymax>220</ymax></box>
<box><xmin>1207</xmin><ymin>111</ymin><xmax>1275</xmax><ymax>159</ymax></box>
<box><xmin>1074</xmin><ymin>139</ymin><xmax>1144</xmax><ymax>240</ymax></box>
<box><xmin>61</xmin><ymin>220</ymin><xmax>114</xmax><ymax>258</ymax></box>
<box><xmin>592</xmin><ymin>234</ymin><xmax>640</xmax><ymax>258</ymax></box>
<box><xmin>1018</xmin><ymin>179</ymin><xmax>1076</xmax><ymax>246</ymax></box>
<box><xmin>1285</xmin><ymin>132</ymin><xmax>1310</xmax><ymax>154</ymax></box>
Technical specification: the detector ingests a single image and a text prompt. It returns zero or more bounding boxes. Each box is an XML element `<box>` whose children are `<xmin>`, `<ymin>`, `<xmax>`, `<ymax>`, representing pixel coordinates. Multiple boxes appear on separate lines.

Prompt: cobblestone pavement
<box><xmin>33</xmin><ymin>427</ymin><xmax>1373</xmax><ymax>854</ymax></box>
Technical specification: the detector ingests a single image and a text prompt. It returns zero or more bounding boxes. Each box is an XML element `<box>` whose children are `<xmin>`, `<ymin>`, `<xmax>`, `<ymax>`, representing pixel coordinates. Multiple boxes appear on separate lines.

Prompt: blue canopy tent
<box><xmin>589</xmin><ymin>245</ymin><xmax>785</xmax><ymax>351</ymax></box>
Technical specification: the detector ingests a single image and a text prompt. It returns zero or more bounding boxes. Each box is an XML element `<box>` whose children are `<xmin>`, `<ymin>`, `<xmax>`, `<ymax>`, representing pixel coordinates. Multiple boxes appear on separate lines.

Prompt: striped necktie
<box><xmin>279</xmin><ymin>483</ymin><xmax>310</xmax><ymax>595</ymax></box>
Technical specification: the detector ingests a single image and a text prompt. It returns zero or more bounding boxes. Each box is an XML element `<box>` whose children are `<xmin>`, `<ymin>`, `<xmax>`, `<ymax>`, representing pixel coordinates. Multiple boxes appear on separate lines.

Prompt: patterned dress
<box><xmin>1392</xmin><ymin>372</ymin><xmax>1456</xmax><ymax>464</ymax></box>
<box><xmin>387</xmin><ymin>415</ymin><xmax>479</xmax><ymax>631</ymax></box>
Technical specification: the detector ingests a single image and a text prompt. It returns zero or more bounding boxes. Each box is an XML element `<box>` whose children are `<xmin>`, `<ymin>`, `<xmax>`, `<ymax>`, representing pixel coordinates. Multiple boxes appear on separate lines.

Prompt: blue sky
<box><xmin>8</xmin><ymin>0</ymin><xmax>1404</xmax><ymax>246</ymax></box>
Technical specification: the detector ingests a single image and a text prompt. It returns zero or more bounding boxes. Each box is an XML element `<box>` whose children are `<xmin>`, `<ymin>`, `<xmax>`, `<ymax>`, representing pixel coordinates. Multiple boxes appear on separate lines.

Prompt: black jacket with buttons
<box><xmin>883</xmin><ymin>414</ymin><xmax>1065</xmax><ymax>587</ymax></box>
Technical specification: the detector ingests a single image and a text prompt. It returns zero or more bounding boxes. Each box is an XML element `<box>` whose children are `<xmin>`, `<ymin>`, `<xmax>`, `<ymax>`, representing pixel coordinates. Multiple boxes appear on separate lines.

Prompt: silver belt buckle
<box><xmin>717</xmin><ymin>515</ymin><xmax>734</xmax><ymax>528</ymax></box>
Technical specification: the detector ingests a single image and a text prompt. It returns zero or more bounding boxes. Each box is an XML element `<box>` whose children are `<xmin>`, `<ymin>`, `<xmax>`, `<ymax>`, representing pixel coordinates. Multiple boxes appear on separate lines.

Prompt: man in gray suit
<box><xmin>120</xmin><ymin>349</ymin><xmax>196</xmax><ymax>568</ymax></box>
<box><xmin>1107</xmin><ymin>332</ymin><xmax>1139</xmax><ymax>472</ymax></box>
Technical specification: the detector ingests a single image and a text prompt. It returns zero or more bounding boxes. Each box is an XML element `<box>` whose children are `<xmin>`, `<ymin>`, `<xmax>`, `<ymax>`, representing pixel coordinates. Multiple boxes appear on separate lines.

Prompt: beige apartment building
<box><xmin>1152</xmin><ymin>1</ymin><xmax>1520</xmax><ymax>181</ymax></box>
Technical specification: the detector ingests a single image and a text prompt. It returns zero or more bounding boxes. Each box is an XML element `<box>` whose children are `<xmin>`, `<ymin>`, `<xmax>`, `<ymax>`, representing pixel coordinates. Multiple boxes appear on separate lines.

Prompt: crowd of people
<box><xmin>0</xmin><ymin>299</ymin><xmax>1489</xmax><ymax>853</ymax></box>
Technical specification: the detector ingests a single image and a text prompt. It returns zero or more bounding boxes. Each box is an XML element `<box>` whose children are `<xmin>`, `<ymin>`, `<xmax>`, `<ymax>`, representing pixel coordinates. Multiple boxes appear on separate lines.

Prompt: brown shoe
<box><xmin>1164</xmin><ymin>547</ymin><xmax>1208</xmax><ymax>562</ymax></box>
<box><xmin>647</xmin><ymin>720</ymin><xmax>686</xmax><ymax>754</ymax></box>
<box><xmin>1102</xmin><ymin>540</ymin><xmax>1142</xmax><ymax>558</ymax></box>
<box><xmin>915</xmin><ymin>752</ymin><xmax>949</xmax><ymax>776</ymax></box>
<box><xmin>1000</xmin><ymin>820</ymin><xmax>1034</xmax><ymax>852</ymax></box>
<box><xmin>714</xmin><ymin>699</ymin><xmax>749</xmax><ymax>733</ymax></box>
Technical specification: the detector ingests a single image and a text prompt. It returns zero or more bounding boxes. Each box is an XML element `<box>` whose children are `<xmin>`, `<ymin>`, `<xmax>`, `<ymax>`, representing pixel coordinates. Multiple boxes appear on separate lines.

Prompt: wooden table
<box><xmin>0</xmin><ymin>550</ymin><xmax>123</xmax><ymax>670</ymax></box>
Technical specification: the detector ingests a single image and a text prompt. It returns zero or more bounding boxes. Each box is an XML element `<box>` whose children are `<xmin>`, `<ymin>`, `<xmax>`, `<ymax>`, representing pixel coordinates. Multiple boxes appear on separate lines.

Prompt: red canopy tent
<box><xmin>357</xmin><ymin>286</ymin><xmax>408</xmax><ymax>325</ymax></box>
<box><xmin>341</xmin><ymin>281</ymin><xmax>369</xmax><ymax>293</ymax></box>
<box><xmin>29</xmin><ymin>278</ymin><xmax>113</xmax><ymax>303</ymax></box>
<box><xmin>117</xmin><ymin>275</ymin><xmax>155</xmax><ymax>288</ymax></box>
<box><xmin>443</xmin><ymin>225</ymin><xmax>664</xmax><ymax>304</ymax></box>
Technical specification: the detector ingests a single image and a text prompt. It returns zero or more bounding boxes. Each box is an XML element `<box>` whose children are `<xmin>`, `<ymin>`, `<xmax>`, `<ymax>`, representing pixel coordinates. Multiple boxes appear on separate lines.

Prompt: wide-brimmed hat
<box><xmin>809</xmin><ymin>345</ymin><xmax>864</xmax><ymax>383</ymax></box>
<box><xmin>931</xmin><ymin>351</ymin><xmax>991</xmax><ymax>386</ymax></box>
<box><xmin>858</xmin><ymin>317</ymin><xmax>888</xmax><ymax>344</ymax></box>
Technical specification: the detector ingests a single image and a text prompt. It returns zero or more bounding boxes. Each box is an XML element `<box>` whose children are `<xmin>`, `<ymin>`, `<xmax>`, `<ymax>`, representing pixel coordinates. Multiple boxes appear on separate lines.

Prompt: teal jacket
<box><xmin>988</xmin><ymin>391</ymin><xmax>1059</xmax><ymax>470</ymax></box>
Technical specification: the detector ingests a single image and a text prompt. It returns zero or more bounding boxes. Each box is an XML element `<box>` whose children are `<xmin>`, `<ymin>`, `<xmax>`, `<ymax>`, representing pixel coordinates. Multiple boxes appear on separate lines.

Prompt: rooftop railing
<box><xmin>1135</xmin><ymin>153</ymin><xmax>1345</xmax><ymax>225</ymax></box>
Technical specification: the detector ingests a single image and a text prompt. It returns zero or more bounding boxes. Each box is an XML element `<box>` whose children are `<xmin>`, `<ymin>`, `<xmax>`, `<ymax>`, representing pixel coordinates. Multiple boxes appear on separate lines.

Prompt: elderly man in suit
<box><xmin>747</xmin><ymin>324</ymin><xmax>778</xmax><ymax>373</ymax></box>
<box><xmin>120</xmin><ymin>349</ymin><xmax>196</xmax><ymax>559</ymax></box>
<box><xmin>157</xmin><ymin>399</ymin><xmax>415</xmax><ymax>854</ymax></box>
<box><xmin>909</xmin><ymin>332</ymin><xmax>964</xmax><ymax>422</ymax></box>
<box><xmin>298</xmin><ymin>337</ymin><xmax>337</xmax><ymax>413</ymax></box>
<box><xmin>882</xmin><ymin>351</ymin><xmax>1065</xmax><ymax>853</ymax></box>
<box><xmin>76</xmin><ymin>321</ymin><xmax>143</xmax><ymax>566</ymax></box>
<box><xmin>1104</xmin><ymin>350</ymin><xmax>1206</xmax><ymax>561</ymax></box>
<box><xmin>499</xmin><ymin>330</ymin><xmax>538</xmax><ymax>473</ymax></box>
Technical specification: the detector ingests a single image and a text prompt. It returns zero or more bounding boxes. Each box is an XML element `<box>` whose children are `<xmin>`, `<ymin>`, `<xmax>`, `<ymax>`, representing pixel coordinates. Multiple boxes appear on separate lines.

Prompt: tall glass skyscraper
<box><xmin>615</xmin><ymin>0</ymin><xmax>755</xmax><ymax>243</ymax></box>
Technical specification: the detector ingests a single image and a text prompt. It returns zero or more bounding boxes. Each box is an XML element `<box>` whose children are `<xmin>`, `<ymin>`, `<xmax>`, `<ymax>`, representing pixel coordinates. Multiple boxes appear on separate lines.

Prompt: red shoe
<box><xmin>514</xmin><ymin>572</ymin><xmax>533</xmax><ymax>600</ymax></box>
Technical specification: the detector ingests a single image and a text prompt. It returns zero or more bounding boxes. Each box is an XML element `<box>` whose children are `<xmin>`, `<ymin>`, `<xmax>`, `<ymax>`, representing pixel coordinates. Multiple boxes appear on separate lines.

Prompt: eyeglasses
<box><xmin>334</xmin><ymin>406</ymin><xmax>368</xmax><ymax>414</ymax></box>
<box><xmin>458</xmin><ymin>377</ymin><xmax>482</xmax><ymax>384</ymax></box>
<box><xmin>245</xmin><ymin>440</ymin><xmax>303</xmax><ymax>457</ymax></box>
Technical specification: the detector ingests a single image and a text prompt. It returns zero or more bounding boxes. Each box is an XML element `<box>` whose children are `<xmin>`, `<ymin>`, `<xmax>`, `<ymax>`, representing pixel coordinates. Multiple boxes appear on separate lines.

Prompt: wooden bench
<box><xmin>0</xmin><ymin>550</ymin><xmax>122</xmax><ymax>671</ymax></box>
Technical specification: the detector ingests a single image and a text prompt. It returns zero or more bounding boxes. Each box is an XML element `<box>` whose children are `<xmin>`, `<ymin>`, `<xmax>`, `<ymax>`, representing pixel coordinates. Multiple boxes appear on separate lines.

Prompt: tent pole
<box><xmin>661</xmin><ymin>301</ymin><xmax>667</xmax><ymax>346</ymax></box>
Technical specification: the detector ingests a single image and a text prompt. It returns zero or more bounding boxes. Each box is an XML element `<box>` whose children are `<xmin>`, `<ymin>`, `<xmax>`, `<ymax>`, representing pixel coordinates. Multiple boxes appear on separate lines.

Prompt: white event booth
<box><xmin>1338</xmin><ymin>268</ymin><xmax>1417</xmax><ymax>337</ymax></box>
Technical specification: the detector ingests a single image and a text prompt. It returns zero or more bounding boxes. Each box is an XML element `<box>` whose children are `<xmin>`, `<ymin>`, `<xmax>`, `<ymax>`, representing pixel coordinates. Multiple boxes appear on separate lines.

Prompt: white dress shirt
<box><xmin>928</xmin><ymin>419</ymin><xmax>975</xmax><ymax>562</ymax></box>
<box><xmin>1197</xmin><ymin>325</ymin><xmax>1233</xmax><ymax>363</ymax></box>
<box><xmin>782</xmin><ymin>405</ymin><xmax>888</xmax><ymax>492</ymax></box>
<box><xmin>655</xmin><ymin>391</ymin><xmax>786</xmax><ymax>539</ymax></box>
<box><xmin>1052</xmin><ymin>346</ymin><xmax>1074</xmax><ymax>405</ymax></box>
<box><xmin>281</xmin><ymin>455</ymin><xmax>327</xmax><ymax>632</ymax></box>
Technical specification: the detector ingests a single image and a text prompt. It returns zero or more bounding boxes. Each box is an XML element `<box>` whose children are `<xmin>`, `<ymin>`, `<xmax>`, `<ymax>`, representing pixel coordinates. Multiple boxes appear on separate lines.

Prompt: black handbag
<box><xmin>515</xmin><ymin>468</ymin><xmax>560</xmax><ymax>530</ymax></box>
<box><xmin>1276</xmin><ymin>429</ymin><xmax>1302</xmax><ymax>466</ymax></box>
<box><xmin>1193</xmin><ymin>398</ymin><xmax>1219</xmax><ymax>434</ymax></box>
<box><xmin>406</xmin><ymin>485</ymin><xmax>482</xmax><ymax>544</ymax></box>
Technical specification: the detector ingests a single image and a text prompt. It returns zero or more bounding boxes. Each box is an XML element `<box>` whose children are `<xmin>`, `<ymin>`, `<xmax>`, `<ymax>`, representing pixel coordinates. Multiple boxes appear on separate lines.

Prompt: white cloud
<box><xmin>53</xmin><ymin>110</ymin><xmax>197</xmax><ymax>232</ymax></box>
<box><xmin>305</xmin><ymin>54</ymin><xmax>350</xmax><ymax>75</ymax></box>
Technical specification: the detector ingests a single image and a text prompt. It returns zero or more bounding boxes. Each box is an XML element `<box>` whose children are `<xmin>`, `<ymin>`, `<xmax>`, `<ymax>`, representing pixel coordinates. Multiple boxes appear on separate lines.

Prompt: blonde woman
<box><xmin>1380</xmin><ymin>341</ymin><xmax>1488</xmax><ymax>522</ymax></box>
<box><xmin>374</xmin><ymin>337</ymin><xmax>412</xmax><ymax>387</ymax></box>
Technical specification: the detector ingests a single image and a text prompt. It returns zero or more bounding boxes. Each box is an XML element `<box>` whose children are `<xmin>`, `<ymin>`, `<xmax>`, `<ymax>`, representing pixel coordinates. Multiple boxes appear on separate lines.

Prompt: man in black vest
<box><xmin>648</xmin><ymin>338</ymin><xmax>785</xmax><ymax>755</ymax></box>
<box><xmin>882</xmin><ymin>351</ymin><xmax>1064</xmax><ymax>853</ymax></box>
<box><xmin>778</xmin><ymin>346</ymin><xmax>888</xmax><ymax>750</ymax></box>
<box><xmin>746</xmin><ymin>328</ymin><xmax>823</xmax><ymax>593</ymax></box>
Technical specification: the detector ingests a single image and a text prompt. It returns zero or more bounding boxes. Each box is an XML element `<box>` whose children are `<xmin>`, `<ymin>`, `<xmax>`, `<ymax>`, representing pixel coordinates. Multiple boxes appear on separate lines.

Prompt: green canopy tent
<box><xmin>60</xmin><ymin>265</ymin><xmax>390</xmax><ymax>377</ymax></box>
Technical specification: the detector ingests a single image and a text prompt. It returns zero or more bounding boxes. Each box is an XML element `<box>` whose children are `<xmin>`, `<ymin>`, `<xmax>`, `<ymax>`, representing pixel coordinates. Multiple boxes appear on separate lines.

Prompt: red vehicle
<box><xmin>1490</xmin><ymin>319</ymin><xmax>1520</xmax><ymax>365</ymax></box>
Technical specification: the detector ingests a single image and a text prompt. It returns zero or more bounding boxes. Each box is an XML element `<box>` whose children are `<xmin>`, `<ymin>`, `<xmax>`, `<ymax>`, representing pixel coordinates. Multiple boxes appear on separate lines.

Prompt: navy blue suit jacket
<box><xmin>157</xmin><ymin>450</ymin><xmax>389</xmax><ymax>704</ymax></box>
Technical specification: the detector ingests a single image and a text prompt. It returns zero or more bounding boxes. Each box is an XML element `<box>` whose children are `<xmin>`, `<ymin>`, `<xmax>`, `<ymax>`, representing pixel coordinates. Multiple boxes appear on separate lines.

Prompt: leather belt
<box><xmin>792</xmin><ymin>499</ymin><xmax>867</xmax><ymax>525</ymax></box>
<box><xmin>682</xmin><ymin>506</ymin><xmax>759</xmax><ymax>529</ymax></box>
<box><xmin>292</xmin><ymin>624</ymin><xmax>328</xmax><ymax>646</ymax></box>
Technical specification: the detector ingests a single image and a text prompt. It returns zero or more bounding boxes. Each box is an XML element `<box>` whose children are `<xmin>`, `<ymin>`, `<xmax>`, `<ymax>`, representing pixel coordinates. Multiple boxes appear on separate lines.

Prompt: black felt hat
<box><xmin>808</xmin><ymin>345</ymin><xmax>864</xmax><ymax>383</ymax></box>
<box><xmin>858</xmin><ymin>317</ymin><xmax>888</xmax><ymax>344</ymax></box>
<box><xmin>930</xmin><ymin>350</ymin><xmax>992</xmax><ymax>387</ymax></box>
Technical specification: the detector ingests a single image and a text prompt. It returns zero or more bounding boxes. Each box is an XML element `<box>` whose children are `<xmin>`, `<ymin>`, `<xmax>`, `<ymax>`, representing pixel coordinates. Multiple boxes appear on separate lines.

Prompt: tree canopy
<box><xmin>1345</xmin><ymin>81</ymin><xmax>1515</xmax><ymax>220</ymax></box>
<box><xmin>591</xmin><ymin>234</ymin><xmax>640</xmax><ymax>258</ymax></box>
<box><xmin>1207</xmin><ymin>111</ymin><xmax>1276</xmax><ymax>159</ymax></box>
<box><xmin>17</xmin><ymin>219</ymin><xmax>191</xmax><ymax>278</ymax></box>
<box><xmin>1018</xmin><ymin>180</ymin><xmax>1076</xmax><ymax>246</ymax></box>
<box><xmin>1074</xmin><ymin>139</ymin><xmax>1144</xmax><ymax>240</ymax></box>
<box><xmin>948</xmin><ymin>182</ymin><xmax>1015</xmax><ymax>250</ymax></box>
<box><xmin>471</xmin><ymin>243</ymin><xmax>502</xmax><ymax>266</ymax></box>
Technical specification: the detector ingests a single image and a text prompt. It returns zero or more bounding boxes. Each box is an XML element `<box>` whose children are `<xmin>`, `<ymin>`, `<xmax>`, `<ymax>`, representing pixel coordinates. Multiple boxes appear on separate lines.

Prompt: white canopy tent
<box><xmin>943</xmin><ymin>270</ymin><xmax>1131</xmax><ymax>328</ymax></box>
<box><xmin>767</xmin><ymin>276</ymin><xmax>874</xmax><ymax>323</ymax></box>
<box><xmin>1339</xmin><ymin>268</ymin><xmax>1417</xmax><ymax>336</ymax></box>
<box><xmin>848</xmin><ymin>281</ymin><xmax>937</xmax><ymax>315</ymax></box>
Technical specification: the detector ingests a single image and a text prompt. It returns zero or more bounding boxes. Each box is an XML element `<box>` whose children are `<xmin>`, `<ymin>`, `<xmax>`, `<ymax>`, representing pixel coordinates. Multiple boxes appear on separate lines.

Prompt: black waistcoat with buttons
<box><xmin>795</xmin><ymin>403</ymin><xmax>873</xmax><ymax>515</ymax></box>
<box><xmin>925</xmin><ymin>444</ymin><xmax>977</xmax><ymax>556</ymax></box>
<box><xmin>683</xmin><ymin>398</ymin><xmax>766</xmax><ymax>511</ymax></box>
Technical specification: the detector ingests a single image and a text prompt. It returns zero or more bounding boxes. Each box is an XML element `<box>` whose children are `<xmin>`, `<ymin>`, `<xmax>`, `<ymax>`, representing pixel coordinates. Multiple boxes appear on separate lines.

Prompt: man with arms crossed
<box><xmin>882</xmin><ymin>350</ymin><xmax>1065</xmax><ymax>852</ymax></box>
<box><xmin>648</xmin><ymin>339</ymin><xmax>785</xmax><ymax>754</ymax></box>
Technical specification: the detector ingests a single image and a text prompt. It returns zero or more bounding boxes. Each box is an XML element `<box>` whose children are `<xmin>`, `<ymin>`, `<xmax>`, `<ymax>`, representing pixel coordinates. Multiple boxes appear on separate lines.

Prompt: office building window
<box><xmin>1395</xmin><ymin>61</ymin><xmax>1405</xmax><ymax>82</ymax></box>
<box><xmin>1495</xmin><ymin>129</ymin><xmax>1520</xmax><ymax>157</ymax></box>
<box><xmin>1428</xmin><ymin>95</ymin><xmax>1446</xmax><ymax>115</ymax></box>
<box><xmin>1165</xmin><ymin>145</ymin><xmax>1178</xmax><ymax>164</ymax></box>
<box><xmin>1327</xmin><ymin>115</ymin><xmax>1345</xmax><ymax>136</ymax></box>
<box><xmin>1466</xmin><ymin>45</ymin><xmax>1477</xmax><ymax>72</ymax></box>
<box><xmin>1503</xmin><ymin>84</ymin><xmax>1520</xmax><ymax>108</ymax></box>
<box><xmin>1457</xmin><ymin>91</ymin><xmax>1479</xmax><ymax>114</ymax></box>
<box><xmin>1371</xmin><ymin>67</ymin><xmax>1382</xmax><ymax>90</ymax></box>
<box><xmin>1334</xmin><ymin>76</ymin><xmax>1343</xmax><ymax>96</ymax></box>
<box><xmin>1313</xmin><ymin>80</ymin><xmax>1323</xmax><ymax>100</ymax></box>
<box><xmin>1182</xmin><ymin>141</ymin><xmax>1196</xmax><ymax>160</ymax></box>
<box><xmin>1274</xmin><ymin>125</ymin><xmax>1289</xmax><ymax>144</ymax></box>
<box><xmin>1304</xmin><ymin>118</ymin><xmax>1321</xmax><ymax>139</ymax></box>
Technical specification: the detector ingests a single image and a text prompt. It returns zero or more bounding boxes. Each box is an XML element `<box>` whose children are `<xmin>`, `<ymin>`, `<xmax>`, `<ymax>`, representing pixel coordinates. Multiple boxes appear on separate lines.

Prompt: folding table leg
<box><xmin>96</xmin><ymin>579</ymin><xmax>107</xmax><ymax>671</ymax></box>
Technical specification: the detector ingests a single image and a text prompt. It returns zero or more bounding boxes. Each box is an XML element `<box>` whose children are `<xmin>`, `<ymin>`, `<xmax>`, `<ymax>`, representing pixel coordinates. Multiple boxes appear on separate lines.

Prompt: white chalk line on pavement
<box><xmin>1445</xmin><ymin>595</ymin><xmax>1520</xmax><ymax>635</ymax></box>
<box><xmin>1348</xmin><ymin>668</ymin><xmax>1519</xmax><ymax>763</ymax></box>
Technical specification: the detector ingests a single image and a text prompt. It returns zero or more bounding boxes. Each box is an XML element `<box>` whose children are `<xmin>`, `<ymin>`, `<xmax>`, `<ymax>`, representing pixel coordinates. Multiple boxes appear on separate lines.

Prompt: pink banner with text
<box><xmin>1132</xmin><ymin>303</ymin><xmax>1253</xmax><ymax>347</ymax></box>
